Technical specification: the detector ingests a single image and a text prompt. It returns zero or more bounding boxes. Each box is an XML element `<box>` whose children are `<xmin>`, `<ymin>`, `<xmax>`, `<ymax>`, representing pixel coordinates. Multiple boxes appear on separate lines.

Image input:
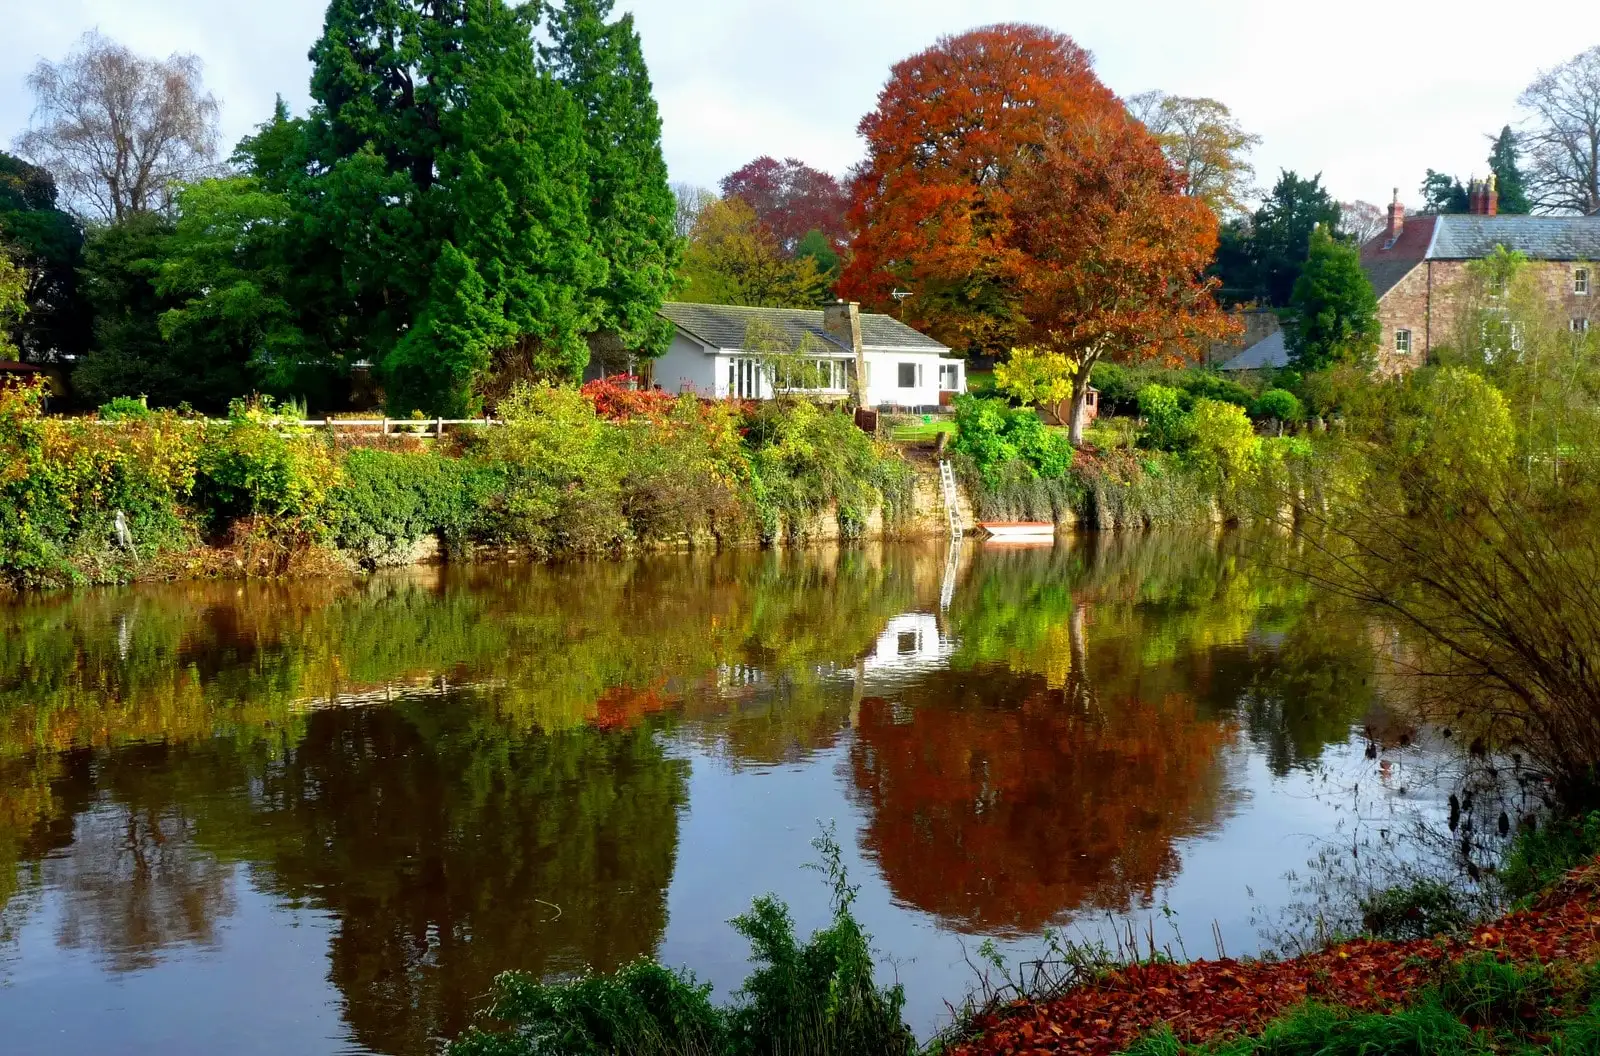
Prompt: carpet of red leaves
<box><xmin>951</xmin><ymin>860</ymin><xmax>1600</xmax><ymax>1055</ymax></box>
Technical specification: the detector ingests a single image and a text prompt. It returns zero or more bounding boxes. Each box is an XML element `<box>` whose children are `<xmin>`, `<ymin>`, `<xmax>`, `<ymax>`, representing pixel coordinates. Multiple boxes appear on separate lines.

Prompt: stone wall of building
<box><xmin>1377</xmin><ymin>259</ymin><xmax>1598</xmax><ymax>373</ymax></box>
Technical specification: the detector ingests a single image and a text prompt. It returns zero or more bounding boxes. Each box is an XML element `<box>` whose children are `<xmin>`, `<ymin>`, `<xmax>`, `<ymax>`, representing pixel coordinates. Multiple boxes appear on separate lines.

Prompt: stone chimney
<box><xmin>1386</xmin><ymin>188</ymin><xmax>1405</xmax><ymax>243</ymax></box>
<box><xmin>823</xmin><ymin>300</ymin><xmax>867</xmax><ymax>405</ymax></box>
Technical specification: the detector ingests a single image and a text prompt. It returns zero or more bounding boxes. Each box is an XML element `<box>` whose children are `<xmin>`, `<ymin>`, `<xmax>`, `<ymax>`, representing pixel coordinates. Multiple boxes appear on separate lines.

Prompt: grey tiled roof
<box><xmin>659</xmin><ymin>302</ymin><xmax>948</xmax><ymax>353</ymax></box>
<box><xmin>1428</xmin><ymin>215</ymin><xmax>1600</xmax><ymax>260</ymax></box>
<box><xmin>1219</xmin><ymin>330</ymin><xmax>1287</xmax><ymax>371</ymax></box>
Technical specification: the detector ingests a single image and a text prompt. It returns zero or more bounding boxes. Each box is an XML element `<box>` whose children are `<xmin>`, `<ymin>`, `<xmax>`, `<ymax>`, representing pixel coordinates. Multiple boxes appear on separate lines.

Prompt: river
<box><xmin>0</xmin><ymin>534</ymin><xmax>1437</xmax><ymax>1055</ymax></box>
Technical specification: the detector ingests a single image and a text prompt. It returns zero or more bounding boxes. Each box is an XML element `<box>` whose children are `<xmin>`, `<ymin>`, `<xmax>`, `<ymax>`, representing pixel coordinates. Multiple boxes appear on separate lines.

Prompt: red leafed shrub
<box><xmin>580</xmin><ymin>375</ymin><xmax>677</xmax><ymax>421</ymax></box>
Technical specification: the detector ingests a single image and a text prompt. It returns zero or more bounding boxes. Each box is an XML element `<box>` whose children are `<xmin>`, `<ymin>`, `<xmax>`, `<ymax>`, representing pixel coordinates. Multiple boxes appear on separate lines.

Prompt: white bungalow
<box><xmin>652</xmin><ymin>301</ymin><xmax>966</xmax><ymax>410</ymax></box>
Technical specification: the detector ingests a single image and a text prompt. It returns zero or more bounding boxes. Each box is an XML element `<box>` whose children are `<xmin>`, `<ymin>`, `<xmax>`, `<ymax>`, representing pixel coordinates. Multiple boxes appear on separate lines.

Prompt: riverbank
<box><xmin>946</xmin><ymin>849</ymin><xmax>1600</xmax><ymax>1055</ymax></box>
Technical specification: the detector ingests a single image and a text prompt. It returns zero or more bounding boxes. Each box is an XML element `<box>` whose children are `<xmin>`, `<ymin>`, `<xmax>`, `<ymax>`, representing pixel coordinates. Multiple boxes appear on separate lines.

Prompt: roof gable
<box><xmin>658</xmin><ymin>302</ymin><xmax>947</xmax><ymax>353</ymax></box>
<box><xmin>1359</xmin><ymin>215</ymin><xmax>1435</xmax><ymax>299</ymax></box>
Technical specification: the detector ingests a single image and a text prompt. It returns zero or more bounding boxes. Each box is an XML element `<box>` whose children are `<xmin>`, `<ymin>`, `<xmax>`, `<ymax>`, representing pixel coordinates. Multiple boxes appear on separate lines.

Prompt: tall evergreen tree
<box><xmin>1285</xmin><ymin>226</ymin><xmax>1379</xmax><ymax>373</ymax></box>
<box><xmin>1420</xmin><ymin>169</ymin><xmax>1470</xmax><ymax>214</ymax></box>
<box><xmin>0</xmin><ymin>152</ymin><xmax>87</xmax><ymax>361</ymax></box>
<box><xmin>1212</xmin><ymin>171</ymin><xmax>1341</xmax><ymax>308</ymax></box>
<box><xmin>300</xmin><ymin>0</ymin><xmax>601</xmax><ymax>415</ymax></box>
<box><xmin>1487</xmin><ymin>126</ymin><xmax>1532</xmax><ymax>214</ymax></box>
<box><xmin>541</xmin><ymin>0</ymin><xmax>680</xmax><ymax>363</ymax></box>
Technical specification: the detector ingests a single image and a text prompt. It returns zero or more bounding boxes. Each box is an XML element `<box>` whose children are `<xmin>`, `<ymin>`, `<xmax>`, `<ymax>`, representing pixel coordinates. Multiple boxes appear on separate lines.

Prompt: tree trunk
<box><xmin>1068</xmin><ymin>372</ymin><xmax>1092</xmax><ymax>446</ymax></box>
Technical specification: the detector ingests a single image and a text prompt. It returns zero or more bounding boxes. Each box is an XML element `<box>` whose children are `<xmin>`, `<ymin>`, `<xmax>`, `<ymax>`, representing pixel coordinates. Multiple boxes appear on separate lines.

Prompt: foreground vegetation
<box><xmin>0</xmin><ymin>378</ymin><xmax>913</xmax><ymax>589</ymax></box>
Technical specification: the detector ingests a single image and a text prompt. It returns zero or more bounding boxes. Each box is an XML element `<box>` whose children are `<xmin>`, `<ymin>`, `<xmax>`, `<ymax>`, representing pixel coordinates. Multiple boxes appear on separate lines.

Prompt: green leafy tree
<box><xmin>1212</xmin><ymin>171</ymin><xmax>1340</xmax><ymax>307</ymax></box>
<box><xmin>72</xmin><ymin>215</ymin><xmax>188</xmax><ymax>405</ymax></box>
<box><xmin>0</xmin><ymin>247</ymin><xmax>27</xmax><ymax>358</ymax></box>
<box><xmin>300</xmin><ymin>0</ymin><xmax>601</xmax><ymax>414</ymax></box>
<box><xmin>541</xmin><ymin>0</ymin><xmax>680</xmax><ymax>361</ymax></box>
<box><xmin>1284</xmin><ymin>226</ymin><xmax>1380</xmax><ymax>372</ymax></box>
<box><xmin>1421</xmin><ymin>169</ymin><xmax>1470</xmax><ymax>214</ymax></box>
<box><xmin>0</xmin><ymin>152</ymin><xmax>87</xmax><ymax>360</ymax></box>
<box><xmin>794</xmin><ymin>228</ymin><xmax>840</xmax><ymax>287</ymax></box>
<box><xmin>679</xmin><ymin>197</ymin><xmax>828</xmax><ymax>307</ymax></box>
<box><xmin>1488</xmin><ymin>126</ymin><xmax>1532</xmax><ymax>215</ymax></box>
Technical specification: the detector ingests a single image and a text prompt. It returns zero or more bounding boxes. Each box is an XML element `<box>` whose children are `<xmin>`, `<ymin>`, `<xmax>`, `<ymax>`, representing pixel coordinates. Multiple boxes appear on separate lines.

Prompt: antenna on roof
<box><xmin>891</xmin><ymin>289</ymin><xmax>913</xmax><ymax>302</ymax></box>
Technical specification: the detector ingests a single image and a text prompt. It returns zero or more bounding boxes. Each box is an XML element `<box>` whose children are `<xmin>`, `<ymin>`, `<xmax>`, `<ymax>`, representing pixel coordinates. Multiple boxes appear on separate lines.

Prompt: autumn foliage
<box><xmin>840</xmin><ymin>23</ymin><xmax>1232</xmax><ymax>441</ymax></box>
<box><xmin>720</xmin><ymin>155</ymin><xmax>848</xmax><ymax>251</ymax></box>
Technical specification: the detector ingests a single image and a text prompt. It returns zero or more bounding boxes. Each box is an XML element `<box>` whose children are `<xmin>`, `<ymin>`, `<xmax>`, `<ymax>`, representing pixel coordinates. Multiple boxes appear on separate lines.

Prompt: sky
<box><xmin>5</xmin><ymin>0</ymin><xmax>1600</xmax><ymax>212</ymax></box>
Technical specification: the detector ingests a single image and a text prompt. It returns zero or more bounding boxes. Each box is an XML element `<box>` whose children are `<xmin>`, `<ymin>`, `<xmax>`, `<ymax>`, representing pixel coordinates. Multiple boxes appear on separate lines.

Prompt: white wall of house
<box><xmin>652</xmin><ymin>333</ymin><xmax>719</xmax><ymax>394</ymax></box>
<box><xmin>652</xmin><ymin>330</ymin><xmax>966</xmax><ymax>407</ymax></box>
<box><xmin>863</xmin><ymin>349</ymin><xmax>963</xmax><ymax>408</ymax></box>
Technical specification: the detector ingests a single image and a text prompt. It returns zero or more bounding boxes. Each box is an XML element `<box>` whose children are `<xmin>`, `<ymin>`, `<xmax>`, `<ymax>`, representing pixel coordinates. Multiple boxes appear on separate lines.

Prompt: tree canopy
<box><xmin>1488</xmin><ymin>125</ymin><xmax>1533</xmax><ymax>215</ymax></box>
<box><xmin>1127</xmin><ymin>92</ymin><xmax>1259</xmax><ymax>216</ymax></box>
<box><xmin>1284</xmin><ymin>225</ymin><xmax>1380</xmax><ymax>373</ymax></box>
<box><xmin>1212</xmin><ymin>171</ymin><xmax>1341</xmax><ymax>307</ymax></box>
<box><xmin>1519</xmin><ymin>46</ymin><xmax>1600</xmax><ymax>214</ymax></box>
<box><xmin>0</xmin><ymin>151</ymin><xmax>86</xmax><ymax>361</ymax></box>
<box><xmin>677</xmin><ymin>197</ymin><xmax>828</xmax><ymax>308</ymax></box>
<box><xmin>720</xmin><ymin>156</ymin><xmax>848</xmax><ymax>252</ymax></box>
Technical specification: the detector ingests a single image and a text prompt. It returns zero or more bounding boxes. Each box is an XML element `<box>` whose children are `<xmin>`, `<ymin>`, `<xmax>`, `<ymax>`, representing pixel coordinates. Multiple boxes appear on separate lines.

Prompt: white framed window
<box><xmin>897</xmin><ymin>362</ymin><xmax>922</xmax><ymax>388</ymax></box>
<box><xmin>1511</xmin><ymin>321</ymin><xmax>1525</xmax><ymax>352</ymax></box>
<box><xmin>1574</xmin><ymin>318</ymin><xmax>1591</xmax><ymax>333</ymax></box>
<box><xmin>1577</xmin><ymin>269</ymin><xmax>1591</xmax><ymax>295</ymax></box>
<box><xmin>939</xmin><ymin>363</ymin><xmax>962</xmax><ymax>391</ymax></box>
<box><xmin>1394</xmin><ymin>329</ymin><xmax>1412</xmax><ymax>355</ymax></box>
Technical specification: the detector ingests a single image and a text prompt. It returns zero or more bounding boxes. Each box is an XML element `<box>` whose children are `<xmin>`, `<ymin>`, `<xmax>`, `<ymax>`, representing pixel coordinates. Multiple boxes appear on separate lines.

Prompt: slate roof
<box><xmin>658</xmin><ymin>302</ymin><xmax>948</xmax><ymax>354</ymax></box>
<box><xmin>1219</xmin><ymin>330</ymin><xmax>1288</xmax><ymax>372</ymax></box>
<box><xmin>1360</xmin><ymin>215</ymin><xmax>1437</xmax><ymax>299</ymax></box>
<box><xmin>1427</xmin><ymin>215</ymin><xmax>1600</xmax><ymax>260</ymax></box>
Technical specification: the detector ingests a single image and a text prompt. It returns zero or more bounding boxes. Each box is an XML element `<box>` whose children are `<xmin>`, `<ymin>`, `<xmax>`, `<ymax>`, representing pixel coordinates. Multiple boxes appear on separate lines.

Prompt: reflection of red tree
<box><xmin>590</xmin><ymin>683</ymin><xmax>677</xmax><ymax>731</ymax></box>
<box><xmin>849</xmin><ymin>677</ymin><xmax>1234</xmax><ymax>935</ymax></box>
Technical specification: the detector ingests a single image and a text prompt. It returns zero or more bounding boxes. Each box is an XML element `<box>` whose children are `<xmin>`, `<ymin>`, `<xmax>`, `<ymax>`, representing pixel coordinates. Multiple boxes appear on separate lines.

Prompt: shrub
<box><xmin>951</xmin><ymin>395</ymin><xmax>1021</xmax><ymax>480</ymax></box>
<box><xmin>1359</xmin><ymin>879</ymin><xmax>1473</xmax><ymax>941</ymax></box>
<box><xmin>620</xmin><ymin>396</ymin><xmax>752</xmax><ymax>544</ymax></box>
<box><xmin>1252</xmin><ymin>389</ymin><xmax>1303</xmax><ymax>425</ymax></box>
<box><xmin>96</xmin><ymin>395</ymin><xmax>153</xmax><ymax>421</ymax></box>
<box><xmin>1187</xmin><ymin>398</ymin><xmax>1262</xmax><ymax>496</ymax></box>
<box><xmin>475</xmin><ymin>382</ymin><xmax>628</xmax><ymax>555</ymax></box>
<box><xmin>1500</xmin><ymin>812</ymin><xmax>1600</xmax><ymax>902</ymax></box>
<box><xmin>450</xmin><ymin>961</ymin><xmax>726</xmax><ymax>1056</ymax></box>
<box><xmin>1137</xmin><ymin>384</ymin><xmax>1192</xmax><ymax>452</ymax></box>
<box><xmin>195</xmin><ymin>397</ymin><xmax>339</xmax><ymax>529</ymax></box>
<box><xmin>746</xmin><ymin>400</ymin><xmax>910</xmax><ymax>540</ymax></box>
<box><xmin>326</xmin><ymin>449</ymin><xmax>495</xmax><ymax>566</ymax></box>
<box><xmin>1439</xmin><ymin>953</ymin><xmax>1556</xmax><ymax>1028</ymax></box>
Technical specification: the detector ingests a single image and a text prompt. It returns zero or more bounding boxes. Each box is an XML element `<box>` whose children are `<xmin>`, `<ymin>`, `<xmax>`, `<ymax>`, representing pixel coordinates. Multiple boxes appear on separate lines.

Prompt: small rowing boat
<box><xmin>979</xmin><ymin>521</ymin><xmax>1056</xmax><ymax>543</ymax></box>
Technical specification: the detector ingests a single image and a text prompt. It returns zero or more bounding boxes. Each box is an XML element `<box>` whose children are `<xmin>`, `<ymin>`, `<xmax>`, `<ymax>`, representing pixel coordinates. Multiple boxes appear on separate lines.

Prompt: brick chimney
<box><xmin>1386</xmin><ymin>187</ymin><xmax>1405</xmax><ymax>243</ymax></box>
<box><xmin>823</xmin><ymin>300</ymin><xmax>867</xmax><ymax>405</ymax></box>
<box><xmin>1468</xmin><ymin>176</ymin><xmax>1499</xmax><ymax>216</ymax></box>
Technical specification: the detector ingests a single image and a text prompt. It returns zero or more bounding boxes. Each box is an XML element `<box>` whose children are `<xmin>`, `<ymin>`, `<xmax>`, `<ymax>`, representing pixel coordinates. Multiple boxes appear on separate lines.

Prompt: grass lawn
<box><xmin>889</xmin><ymin>417</ymin><xmax>957</xmax><ymax>444</ymax></box>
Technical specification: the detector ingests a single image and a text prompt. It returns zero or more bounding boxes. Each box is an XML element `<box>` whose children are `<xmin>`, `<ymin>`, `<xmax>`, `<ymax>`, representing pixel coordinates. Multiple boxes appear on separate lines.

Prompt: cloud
<box><xmin>3</xmin><ymin>0</ymin><xmax>1599</xmax><ymax>209</ymax></box>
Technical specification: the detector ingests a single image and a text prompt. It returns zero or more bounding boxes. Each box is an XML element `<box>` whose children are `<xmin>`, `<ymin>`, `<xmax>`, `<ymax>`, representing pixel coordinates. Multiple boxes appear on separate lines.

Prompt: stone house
<box><xmin>1360</xmin><ymin>178</ymin><xmax>1600</xmax><ymax>372</ymax></box>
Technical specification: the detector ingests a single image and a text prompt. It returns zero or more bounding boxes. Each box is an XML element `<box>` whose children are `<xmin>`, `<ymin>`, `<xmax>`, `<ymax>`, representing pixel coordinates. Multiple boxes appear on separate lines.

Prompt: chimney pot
<box><xmin>1386</xmin><ymin>189</ymin><xmax>1405</xmax><ymax>243</ymax></box>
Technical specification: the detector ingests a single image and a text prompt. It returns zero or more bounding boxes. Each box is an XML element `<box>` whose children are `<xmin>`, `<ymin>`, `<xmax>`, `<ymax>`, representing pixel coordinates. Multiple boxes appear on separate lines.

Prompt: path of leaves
<box><xmin>952</xmin><ymin>861</ymin><xmax>1600</xmax><ymax>1055</ymax></box>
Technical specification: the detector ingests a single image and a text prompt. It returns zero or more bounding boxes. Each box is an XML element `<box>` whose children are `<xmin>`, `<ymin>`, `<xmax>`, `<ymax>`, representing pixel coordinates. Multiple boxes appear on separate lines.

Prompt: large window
<box><xmin>939</xmin><ymin>363</ymin><xmax>962</xmax><ymax>391</ymax></box>
<box><xmin>897</xmin><ymin>363</ymin><xmax>922</xmax><ymax>388</ymax></box>
<box><xmin>1395</xmin><ymin>329</ymin><xmax>1412</xmax><ymax>355</ymax></box>
<box><xmin>1577</xmin><ymin>268</ymin><xmax>1591</xmax><ymax>295</ymax></box>
<box><xmin>1574</xmin><ymin>318</ymin><xmax>1591</xmax><ymax>333</ymax></box>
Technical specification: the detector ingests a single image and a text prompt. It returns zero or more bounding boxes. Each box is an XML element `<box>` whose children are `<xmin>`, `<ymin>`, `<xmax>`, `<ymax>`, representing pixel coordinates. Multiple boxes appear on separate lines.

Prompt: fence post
<box><xmin>435</xmin><ymin>416</ymin><xmax>444</xmax><ymax>440</ymax></box>
<box><xmin>381</xmin><ymin>418</ymin><xmax>389</xmax><ymax>435</ymax></box>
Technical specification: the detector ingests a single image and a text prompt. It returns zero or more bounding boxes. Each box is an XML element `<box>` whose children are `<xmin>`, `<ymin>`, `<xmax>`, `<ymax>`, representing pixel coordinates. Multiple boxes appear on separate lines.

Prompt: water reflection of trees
<box><xmin>0</xmin><ymin>536</ymin><xmax>1389</xmax><ymax>1053</ymax></box>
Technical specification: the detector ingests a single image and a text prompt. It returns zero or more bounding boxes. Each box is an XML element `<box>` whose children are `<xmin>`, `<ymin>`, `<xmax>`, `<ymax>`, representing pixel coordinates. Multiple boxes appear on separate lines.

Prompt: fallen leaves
<box><xmin>950</xmin><ymin>856</ymin><xmax>1600</xmax><ymax>1056</ymax></box>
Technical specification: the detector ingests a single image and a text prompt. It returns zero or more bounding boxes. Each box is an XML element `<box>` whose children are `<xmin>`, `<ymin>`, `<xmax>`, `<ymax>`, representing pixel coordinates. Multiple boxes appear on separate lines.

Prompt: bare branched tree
<box><xmin>671</xmin><ymin>182</ymin><xmax>716</xmax><ymax>240</ymax></box>
<box><xmin>15</xmin><ymin>31</ymin><xmax>220</xmax><ymax>223</ymax></box>
<box><xmin>1518</xmin><ymin>46</ymin><xmax>1600</xmax><ymax>215</ymax></box>
<box><xmin>1127</xmin><ymin>90</ymin><xmax>1260</xmax><ymax>216</ymax></box>
<box><xmin>1337</xmin><ymin>200</ymin><xmax>1387</xmax><ymax>245</ymax></box>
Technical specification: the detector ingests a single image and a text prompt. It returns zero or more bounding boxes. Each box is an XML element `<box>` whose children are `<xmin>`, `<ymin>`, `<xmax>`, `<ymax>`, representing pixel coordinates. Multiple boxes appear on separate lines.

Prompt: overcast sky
<box><xmin>7</xmin><ymin>0</ymin><xmax>1600</xmax><ymax>211</ymax></box>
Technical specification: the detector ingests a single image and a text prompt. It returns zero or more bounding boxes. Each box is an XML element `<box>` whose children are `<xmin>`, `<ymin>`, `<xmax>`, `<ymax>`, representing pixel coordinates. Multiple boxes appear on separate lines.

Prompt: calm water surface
<box><xmin>0</xmin><ymin>535</ymin><xmax>1431</xmax><ymax>1055</ymax></box>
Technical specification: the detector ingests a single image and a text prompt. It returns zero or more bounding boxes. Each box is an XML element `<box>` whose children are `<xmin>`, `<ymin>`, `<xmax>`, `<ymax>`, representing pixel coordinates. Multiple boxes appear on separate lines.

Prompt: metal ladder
<box><xmin>938</xmin><ymin>459</ymin><xmax>962</xmax><ymax>539</ymax></box>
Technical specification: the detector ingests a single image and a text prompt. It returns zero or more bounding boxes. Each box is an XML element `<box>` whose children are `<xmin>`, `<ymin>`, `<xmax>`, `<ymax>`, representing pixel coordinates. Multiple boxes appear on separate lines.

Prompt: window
<box><xmin>728</xmin><ymin>358</ymin><xmax>760</xmax><ymax>398</ymax></box>
<box><xmin>897</xmin><ymin>362</ymin><xmax>921</xmax><ymax>388</ymax></box>
<box><xmin>1578</xmin><ymin>269</ymin><xmax>1591</xmax><ymax>295</ymax></box>
<box><xmin>1489</xmin><ymin>274</ymin><xmax>1507</xmax><ymax>299</ymax></box>
<box><xmin>1394</xmin><ymin>329</ymin><xmax>1412</xmax><ymax>355</ymax></box>
<box><xmin>939</xmin><ymin>363</ymin><xmax>962</xmax><ymax>391</ymax></box>
<box><xmin>1574</xmin><ymin>318</ymin><xmax>1591</xmax><ymax>333</ymax></box>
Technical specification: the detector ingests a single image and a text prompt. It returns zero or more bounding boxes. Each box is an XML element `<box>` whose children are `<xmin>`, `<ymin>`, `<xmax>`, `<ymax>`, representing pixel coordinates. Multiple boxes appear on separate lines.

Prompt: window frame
<box><xmin>1394</xmin><ymin>328</ymin><xmax>1412</xmax><ymax>355</ymax></box>
<box><xmin>1573</xmin><ymin>317</ymin><xmax>1591</xmax><ymax>334</ymax></box>
<box><xmin>897</xmin><ymin>362</ymin><xmax>919</xmax><ymax>389</ymax></box>
<box><xmin>1577</xmin><ymin>268</ymin><xmax>1591</xmax><ymax>296</ymax></box>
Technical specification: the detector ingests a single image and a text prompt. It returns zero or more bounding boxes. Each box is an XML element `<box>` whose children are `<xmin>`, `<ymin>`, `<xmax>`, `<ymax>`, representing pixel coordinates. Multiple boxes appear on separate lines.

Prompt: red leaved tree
<box><xmin>1007</xmin><ymin>115</ymin><xmax>1234</xmax><ymax>443</ymax></box>
<box><xmin>839</xmin><ymin>24</ymin><xmax>1116</xmax><ymax>356</ymax></box>
<box><xmin>720</xmin><ymin>156</ymin><xmax>847</xmax><ymax>252</ymax></box>
<box><xmin>840</xmin><ymin>24</ymin><xmax>1231</xmax><ymax>439</ymax></box>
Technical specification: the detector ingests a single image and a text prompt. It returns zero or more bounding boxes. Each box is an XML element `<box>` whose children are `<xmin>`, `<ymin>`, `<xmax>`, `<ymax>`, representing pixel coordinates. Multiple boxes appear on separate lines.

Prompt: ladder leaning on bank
<box><xmin>938</xmin><ymin>459</ymin><xmax>962</xmax><ymax>539</ymax></box>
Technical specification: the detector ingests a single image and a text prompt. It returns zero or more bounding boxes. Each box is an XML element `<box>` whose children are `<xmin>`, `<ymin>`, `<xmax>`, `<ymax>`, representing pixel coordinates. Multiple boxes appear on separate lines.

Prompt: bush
<box><xmin>448</xmin><ymin>833</ymin><xmax>915</xmax><ymax>1056</ymax></box>
<box><xmin>1500</xmin><ymin>812</ymin><xmax>1600</xmax><ymax>902</ymax></box>
<box><xmin>195</xmin><ymin>397</ymin><xmax>339</xmax><ymax>529</ymax></box>
<box><xmin>746</xmin><ymin>400</ymin><xmax>911</xmax><ymax>540</ymax></box>
<box><xmin>1439</xmin><ymin>953</ymin><xmax>1556</xmax><ymax>1028</ymax></box>
<box><xmin>1137</xmin><ymin>384</ymin><xmax>1192</xmax><ymax>452</ymax></box>
<box><xmin>1252</xmin><ymin>389</ymin><xmax>1303</xmax><ymax>425</ymax></box>
<box><xmin>952</xmin><ymin>395</ymin><xmax>1071</xmax><ymax>484</ymax></box>
<box><xmin>1359</xmin><ymin>879</ymin><xmax>1473</xmax><ymax>941</ymax></box>
<box><xmin>327</xmin><ymin>449</ymin><xmax>495</xmax><ymax>566</ymax></box>
<box><xmin>97</xmin><ymin>395</ymin><xmax>153</xmax><ymax>421</ymax></box>
<box><xmin>1187</xmin><ymin>398</ymin><xmax>1262</xmax><ymax>497</ymax></box>
<box><xmin>620</xmin><ymin>396</ymin><xmax>751</xmax><ymax>544</ymax></box>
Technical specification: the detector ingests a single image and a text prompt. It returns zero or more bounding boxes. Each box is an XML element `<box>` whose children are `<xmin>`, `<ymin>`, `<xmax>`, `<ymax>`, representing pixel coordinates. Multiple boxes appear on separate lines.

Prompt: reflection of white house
<box><xmin>654</xmin><ymin>301</ymin><xmax>966</xmax><ymax>410</ymax></box>
<box><xmin>859</xmin><ymin>613</ymin><xmax>957</xmax><ymax>689</ymax></box>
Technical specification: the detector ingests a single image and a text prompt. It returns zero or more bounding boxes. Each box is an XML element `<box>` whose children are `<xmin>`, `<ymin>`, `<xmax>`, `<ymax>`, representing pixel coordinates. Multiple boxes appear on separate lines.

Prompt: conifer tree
<box><xmin>1285</xmin><ymin>226</ymin><xmax>1380</xmax><ymax>372</ymax></box>
<box><xmin>542</xmin><ymin>0</ymin><xmax>680</xmax><ymax>361</ymax></box>
<box><xmin>1488</xmin><ymin>126</ymin><xmax>1532</xmax><ymax>214</ymax></box>
<box><xmin>301</xmin><ymin>0</ymin><xmax>601</xmax><ymax>415</ymax></box>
